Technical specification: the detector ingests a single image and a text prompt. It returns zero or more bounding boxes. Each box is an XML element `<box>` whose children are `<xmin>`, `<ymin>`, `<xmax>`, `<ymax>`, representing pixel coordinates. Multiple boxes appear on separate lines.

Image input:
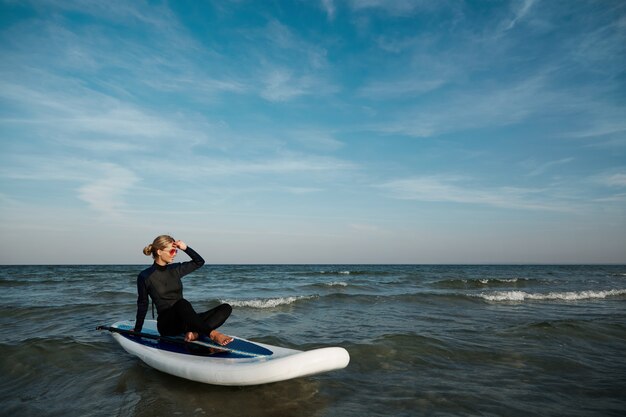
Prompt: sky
<box><xmin>0</xmin><ymin>0</ymin><xmax>625</xmax><ymax>265</ymax></box>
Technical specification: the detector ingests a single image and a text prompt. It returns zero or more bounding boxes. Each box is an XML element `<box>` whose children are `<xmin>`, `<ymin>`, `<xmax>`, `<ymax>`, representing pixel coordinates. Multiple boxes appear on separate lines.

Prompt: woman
<box><xmin>133</xmin><ymin>235</ymin><xmax>233</xmax><ymax>346</ymax></box>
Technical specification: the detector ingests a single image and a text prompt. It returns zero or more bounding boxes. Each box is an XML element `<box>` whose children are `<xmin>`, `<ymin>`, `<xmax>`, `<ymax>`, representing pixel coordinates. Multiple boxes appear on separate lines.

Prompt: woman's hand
<box><xmin>173</xmin><ymin>240</ymin><xmax>187</xmax><ymax>251</ymax></box>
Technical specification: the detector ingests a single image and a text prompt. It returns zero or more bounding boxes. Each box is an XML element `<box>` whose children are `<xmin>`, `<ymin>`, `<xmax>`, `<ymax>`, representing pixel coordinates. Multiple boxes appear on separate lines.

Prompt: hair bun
<box><xmin>143</xmin><ymin>244</ymin><xmax>153</xmax><ymax>256</ymax></box>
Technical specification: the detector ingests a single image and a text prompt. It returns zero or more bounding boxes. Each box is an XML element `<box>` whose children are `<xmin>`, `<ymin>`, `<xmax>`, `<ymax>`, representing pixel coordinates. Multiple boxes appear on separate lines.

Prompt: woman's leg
<box><xmin>156</xmin><ymin>305</ymin><xmax>186</xmax><ymax>336</ymax></box>
<box><xmin>197</xmin><ymin>303</ymin><xmax>233</xmax><ymax>345</ymax></box>
<box><xmin>198</xmin><ymin>303</ymin><xmax>232</xmax><ymax>330</ymax></box>
<box><xmin>160</xmin><ymin>299</ymin><xmax>232</xmax><ymax>344</ymax></box>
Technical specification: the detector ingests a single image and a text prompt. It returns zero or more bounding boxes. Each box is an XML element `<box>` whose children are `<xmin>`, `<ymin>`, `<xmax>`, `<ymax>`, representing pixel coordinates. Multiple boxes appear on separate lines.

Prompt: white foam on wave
<box><xmin>478</xmin><ymin>289</ymin><xmax>626</xmax><ymax>302</ymax></box>
<box><xmin>224</xmin><ymin>295</ymin><xmax>316</xmax><ymax>309</ymax></box>
<box><xmin>478</xmin><ymin>278</ymin><xmax>521</xmax><ymax>284</ymax></box>
<box><xmin>325</xmin><ymin>281</ymin><xmax>348</xmax><ymax>287</ymax></box>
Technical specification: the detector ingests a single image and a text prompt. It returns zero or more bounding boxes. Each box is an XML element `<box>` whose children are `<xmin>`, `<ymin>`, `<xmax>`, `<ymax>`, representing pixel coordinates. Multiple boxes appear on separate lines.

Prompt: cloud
<box><xmin>349</xmin><ymin>223</ymin><xmax>384</xmax><ymax>233</ymax></box>
<box><xmin>0</xmin><ymin>76</ymin><xmax>220</xmax><ymax>149</ymax></box>
<box><xmin>258</xmin><ymin>65</ymin><xmax>338</xmax><ymax>102</ymax></box>
<box><xmin>370</xmin><ymin>75</ymin><xmax>549</xmax><ymax>137</ymax></box>
<box><xmin>351</xmin><ymin>0</ymin><xmax>624</xmax><ymax>142</ymax></box>
<box><xmin>558</xmin><ymin>103</ymin><xmax>626</xmax><ymax>147</ymax></box>
<box><xmin>377</xmin><ymin>175</ymin><xmax>576</xmax><ymax>212</ymax></box>
<box><xmin>283</xmin><ymin>186</ymin><xmax>324</xmax><ymax>194</ymax></box>
<box><xmin>0</xmin><ymin>155</ymin><xmax>140</xmax><ymax>216</ymax></box>
<box><xmin>595</xmin><ymin>172</ymin><xmax>626</xmax><ymax>188</ymax></box>
<box><xmin>258</xmin><ymin>19</ymin><xmax>329</xmax><ymax>69</ymax></box>
<box><xmin>321</xmin><ymin>0</ymin><xmax>336</xmax><ymax>20</ymax></box>
<box><xmin>0</xmin><ymin>155</ymin><xmax>86</xmax><ymax>182</ymax></box>
<box><xmin>259</xmin><ymin>68</ymin><xmax>310</xmax><ymax>102</ymax></box>
<box><xmin>358</xmin><ymin>78</ymin><xmax>447</xmax><ymax>99</ymax></box>
<box><xmin>77</xmin><ymin>163</ymin><xmax>139</xmax><ymax>216</ymax></box>
<box><xmin>521</xmin><ymin>158</ymin><xmax>575</xmax><ymax>177</ymax></box>
<box><xmin>141</xmin><ymin>76</ymin><xmax>247</xmax><ymax>96</ymax></box>
<box><xmin>348</xmin><ymin>0</ymin><xmax>435</xmax><ymax>15</ymax></box>
<box><xmin>168</xmin><ymin>153</ymin><xmax>357</xmax><ymax>178</ymax></box>
<box><xmin>1</xmin><ymin>0</ymin><xmax>245</xmax><ymax>105</ymax></box>
<box><xmin>18</xmin><ymin>0</ymin><xmax>178</xmax><ymax>29</ymax></box>
<box><xmin>502</xmin><ymin>0</ymin><xmax>538</xmax><ymax>31</ymax></box>
<box><xmin>290</xmin><ymin>129</ymin><xmax>344</xmax><ymax>151</ymax></box>
<box><xmin>593</xmin><ymin>193</ymin><xmax>626</xmax><ymax>203</ymax></box>
<box><xmin>252</xmin><ymin>20</ymin><xmax>336</xmax><ymax>101</ymax></box>
<box><xmin>0</xmin><ymin>148</ymin><xmax>357</xmax><ymax>222</ymax></box>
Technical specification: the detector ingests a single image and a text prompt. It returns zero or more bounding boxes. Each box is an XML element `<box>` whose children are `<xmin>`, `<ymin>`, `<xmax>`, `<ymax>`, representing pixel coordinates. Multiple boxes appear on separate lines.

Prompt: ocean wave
<box><xmin>95</xmin><ymin>290</ymin><xmax>136</xmax><ymax>299</ymax></box>
<box><xmin>433</xmin><ymin>277</ymin><xmax>537</xmax><ymax>289</ymax></box>
<box><xmin>0</xmin><ymin>277</ymin><xmax>101</xmax><ymax>287</ymax></box>
<box><xmin>477</xmin><ymin>289</ymin><xmax>626</xmax><ymax>302</ymax></box>
<box><xmin>311</xmin><ymin>291</ymin><xmax>486</xmax><ymax>306</ymax></box>
<box><xmin>223</xmin><ymin>295</ymin><xmax>317</xmax><ymax>309</ymax></box>
<box><xmin>0</xmin><ymin>279</ymin><xmax>31</xmax><ymax>287</ymax></box>
<box><xmin>324</xmin><ymin>281</ymin><xmax>348</xmax><ymax>287</ymax></box>
<box><xmin>305</xmin><ymin>281</ymin><xmax>349</xmax><ymax>289</ymax></box>
<box><xmin>302</xmin><ymin>281</ymin><xmax>375</xmax><ymax>292</ymax></box>
<box><xmin>318</xmin><ymin>270</ymin><xmax>357</xmax><ymax>275</ymax></box>
<box><xmin>0</xmin><ymin>301</ymin><xmax>132</xmax><ymax>319</ymax></box>
<box><xmin>313</xmin><ymin>268</ymin><xmax>405</xmax><ymax>276</ymax></box>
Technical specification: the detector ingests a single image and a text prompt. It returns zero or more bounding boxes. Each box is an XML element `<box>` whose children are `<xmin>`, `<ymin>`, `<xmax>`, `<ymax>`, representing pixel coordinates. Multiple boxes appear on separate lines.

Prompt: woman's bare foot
<box><xmin>209</xmin><ymin>330</ymin><xmax>233</xmax><ymax>346</ymax></box>
<box><xmin>184</xmin><ymin>331</ymin><xmax>199</xmax><ymax>342</ymax></box>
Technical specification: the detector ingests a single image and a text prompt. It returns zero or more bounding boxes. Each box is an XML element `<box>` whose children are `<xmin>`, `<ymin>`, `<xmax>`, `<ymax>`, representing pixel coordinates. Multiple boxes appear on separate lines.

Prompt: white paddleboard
<box><xmin>101</xmin><ymin>320</ymin><xmax>350</xmax><ymax>386</ymax></box>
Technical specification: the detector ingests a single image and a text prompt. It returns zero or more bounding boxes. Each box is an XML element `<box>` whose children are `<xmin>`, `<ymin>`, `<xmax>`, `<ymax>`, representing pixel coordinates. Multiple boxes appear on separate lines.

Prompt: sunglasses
<box><xmin>161</xmin><ymin>248</ymin><xmax>178</xmax><ymax>256</ymax></box>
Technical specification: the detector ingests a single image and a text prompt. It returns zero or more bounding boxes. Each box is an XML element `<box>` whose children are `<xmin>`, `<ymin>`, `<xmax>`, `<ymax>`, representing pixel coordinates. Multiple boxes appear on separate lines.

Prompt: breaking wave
<box><xmin>477</xmin><ymin>289</ymin><xmax>626</xmax><ymax>302</ymax></box>
<box><xmin>323</xmin><ymin>281</ymin><xmax>348</xmax><ymax>287</ymax></box>
<box><xmin>223</xmin><ymin>295</ymin><xmax>317</xmax><ymax>309</ymax></box>
<box><xmin>433</xmin><ymin>277</ymin><xmax>537</xmax><ymax>289</ymax></box>
<box><xmin>318</xmin><ymin>270</ymin><xmax>356</xmax><ymax>275</ymax></box>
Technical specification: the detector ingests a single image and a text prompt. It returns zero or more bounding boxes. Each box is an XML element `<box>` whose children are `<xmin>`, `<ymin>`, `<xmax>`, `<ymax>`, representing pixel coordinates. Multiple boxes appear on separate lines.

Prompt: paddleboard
<box><xmin>99</xmin><ymin>320</ymin><xmax>350</xmax><ymax>386</ymax></box>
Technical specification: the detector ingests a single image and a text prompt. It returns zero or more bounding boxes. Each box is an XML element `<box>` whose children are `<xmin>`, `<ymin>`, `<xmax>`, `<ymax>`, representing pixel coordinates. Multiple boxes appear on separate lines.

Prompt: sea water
<box><xmin>1</xmin><ymin>264</ymin><xmax>625</xmax><ymax>416</ymax></box>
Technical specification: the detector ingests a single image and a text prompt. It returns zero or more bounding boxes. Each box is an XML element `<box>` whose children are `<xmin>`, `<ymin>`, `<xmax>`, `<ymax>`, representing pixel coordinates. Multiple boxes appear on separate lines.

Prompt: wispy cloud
<box><xmin>262</xmin><ymin>20</ymin><xmax>329</xmax><ymax>69</ymax></box>
<box><xmin>594</xmin><ymin>172</ymin><xmax>626</xmax><ymax>188</ymax></box>
<box><xmin>295</xmin><ymin>131</ymin><xmax>344</xmax><ymax>151</ymax></box>
<box><xmin>377</xmin><ymin>175</ymin><xmax>577</xmax><ymax>212</ymax></box>
<box><xmin>589</xmin><ymin>169</ymin><xmax>626</xmax><ymax>204</ymax></box>
<box><xmin>321</xmin><ymin>0</ymin><xmax>336</xmax><ymax>20</ymax></box>
<box><xmin>0</xmin><ymin>155</ymin><xmax>141</xmax><ymax>216</ymax></box>
<box><xmin>1</xmin><ymin>0</ymin><xmax>247</xmax><ymax>105</ymax></box>
<box><xmin>19</xmin><ymin>0</ymin><xmax>179</xmax><ymax>29</ymax></box>
<box><xmin>1</xmin><ymin>145</ymin><xmax>357</xmax><ymax>218</ymax></box>
<box><xmin>0</xmin><ymin>79</ymin><xmax>218</xmax><ymax>153</ymax></box>
<box><xmin>521</xmin><ymin>157</ymin><xmax>575</xmax><ymax>177</ymax></box>
<box><xmin>502</xmin><ymin>0</ymin><xmax>538</xmax><ymax>31</ymax></box>
<box><xmin>251</xmin><ymin>20</ymin><xmax>337</xmax><ymax>101</ymax></box>
<box><xmin>348</xmin><ymin>0</ymin><xmax>436</xmax><ymax>16</ymax></box>
<box><xmin>165</xmin><ymin>153</ymin><xmax>357</xmax><ymax>178</ymax></box>
<box><xmin>358</xmin><ymin>78</ymin><xmax>446</xmax><ymax>99</ymax></box>
<box><xmin>258</xmin><ymin>65</ymin><xmax>338</xmax><ymax>102</ymax></box>
<box><xmin>370</xmin><ymin>75</ymin><xmax>549</xmax><ymax>137</ymax></box>
<box><xmin>259</xmin><ymin>68</ymin><xmax>311</xmax><ymax>102</ymax></box>
<box><xmin>0</xmin><ymin>155</ymin><xmax>87</xmax><ymax>182</ymax></box>
<box><xmin>558</xmin><ymin>102</ymin><xmax>626</xmax><ymax>147</ymax></box>
<box><xmin>592</xmin><ymin>193</ymin><xmax>626</xmax><ymax>203</ymax></box>
<box><xmin>77</xmin><ymin>163</ymin><xmax>139</xmax><ymax>216</ymax></box>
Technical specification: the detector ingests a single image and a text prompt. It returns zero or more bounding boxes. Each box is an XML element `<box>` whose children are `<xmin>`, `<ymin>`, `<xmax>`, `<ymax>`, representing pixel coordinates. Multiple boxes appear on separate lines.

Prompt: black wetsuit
<box><xmin>134</xmin><ymin>247</ymin><xmax>231</xmax><ymax>336</ymax></box>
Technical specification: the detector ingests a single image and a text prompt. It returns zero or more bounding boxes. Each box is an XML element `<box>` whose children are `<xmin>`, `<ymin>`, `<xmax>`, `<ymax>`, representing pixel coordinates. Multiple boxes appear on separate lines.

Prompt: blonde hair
<box><xmin>143</xmin><ymin>235</ymin><xmax>175</xmax><ymax>259</ymax></box>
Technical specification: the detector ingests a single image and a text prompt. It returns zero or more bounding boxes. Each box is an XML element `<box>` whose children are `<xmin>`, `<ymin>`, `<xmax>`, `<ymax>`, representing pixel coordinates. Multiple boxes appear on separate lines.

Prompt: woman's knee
<box><xmin>220</xmin><ymin>303</ymin><xmax>233</xmax><ymax>317</ymax></box>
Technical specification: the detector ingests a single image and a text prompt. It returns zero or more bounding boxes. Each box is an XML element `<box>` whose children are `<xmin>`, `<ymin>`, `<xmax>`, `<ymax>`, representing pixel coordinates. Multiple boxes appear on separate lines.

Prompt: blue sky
<box><xmin>1</xmin><ymin>0</ymin><xmax>625</xmax><ymax>264</ymax></box>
